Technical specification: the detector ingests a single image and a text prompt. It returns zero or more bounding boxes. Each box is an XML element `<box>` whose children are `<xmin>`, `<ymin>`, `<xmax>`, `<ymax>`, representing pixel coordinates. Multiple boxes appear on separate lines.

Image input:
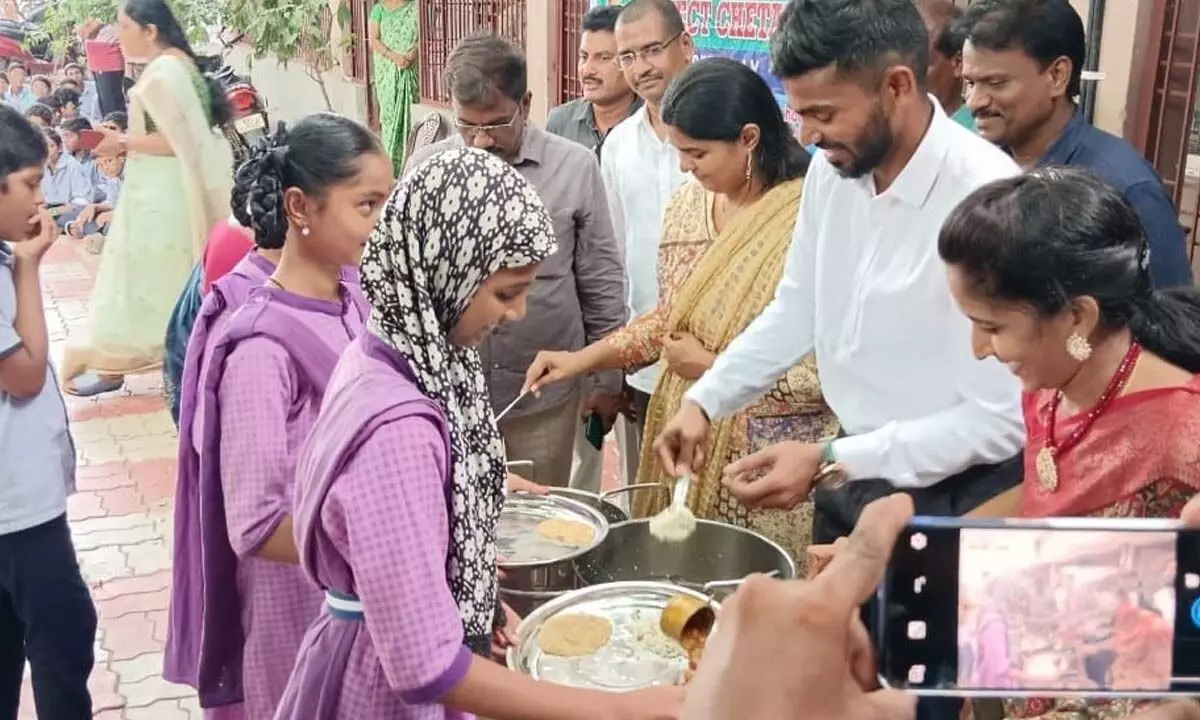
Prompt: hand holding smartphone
<box><xmin>876</xmin><ymin>516</ymin><xmax>1200</xmax><ymax>698</ymax></box>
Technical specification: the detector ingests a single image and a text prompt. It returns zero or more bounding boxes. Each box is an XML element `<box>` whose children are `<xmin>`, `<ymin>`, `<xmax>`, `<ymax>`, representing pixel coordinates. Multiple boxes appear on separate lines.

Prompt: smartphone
<box><xmin>584</xmin><ymin>412</ymin><xmax>605</xmax><ymax>450</ymax></box>
<box><xmin>76</xmin><ymin>129</ymin><xmax>105</xmax><ymax>151</ymax></box>
<box><xmin>876</xmin><ymin>516</ymin><xmax>1200</xmax><ymax>698</ymax></box>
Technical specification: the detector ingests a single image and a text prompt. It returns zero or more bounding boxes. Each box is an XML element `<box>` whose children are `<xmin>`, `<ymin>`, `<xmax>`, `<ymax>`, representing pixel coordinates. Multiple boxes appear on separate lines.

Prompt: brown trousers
<box><xmin>499</xmin><ymin>392</ymin><xmax>583</xmax><ymax>488</ymax></box>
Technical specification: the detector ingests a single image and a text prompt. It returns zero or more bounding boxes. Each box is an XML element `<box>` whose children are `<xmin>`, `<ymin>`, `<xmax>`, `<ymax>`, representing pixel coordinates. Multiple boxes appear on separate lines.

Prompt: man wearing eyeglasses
<box><xmin>405</xmin><ymin>33</ymin><xmax>627</xmax><ymax>490</ymax></box>
<box><xmin>598</xmin><ymin>0</ymin><xmax>694</xmax><ymax>480</ymax></box>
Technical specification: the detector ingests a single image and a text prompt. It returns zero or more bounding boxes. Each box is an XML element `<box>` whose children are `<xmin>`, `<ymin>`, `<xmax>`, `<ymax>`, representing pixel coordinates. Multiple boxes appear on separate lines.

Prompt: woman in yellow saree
<box><xmin>524</xmin><ymin>58</ymin><xmax>836</xmax><ymax>564</ymax></box>
<box><xmin>62</xmin><ymin>0</ymin><xmax>233</xmax><ymax>396</ymax></box>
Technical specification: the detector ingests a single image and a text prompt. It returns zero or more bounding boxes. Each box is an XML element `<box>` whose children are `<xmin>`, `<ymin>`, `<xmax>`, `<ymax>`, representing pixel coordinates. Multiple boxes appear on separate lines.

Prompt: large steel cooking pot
<box><xmin>574</xmin><ymin>519</ymin><xmax>796</xmax><ymax>599</ymax></box>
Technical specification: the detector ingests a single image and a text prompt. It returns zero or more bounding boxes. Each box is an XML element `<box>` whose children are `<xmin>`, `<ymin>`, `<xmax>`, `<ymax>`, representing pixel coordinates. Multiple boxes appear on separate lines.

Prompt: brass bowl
<box><xmin>660</xmin><ymin>594</ymin><xmax>715</xmax><ymax>642</ymax></box>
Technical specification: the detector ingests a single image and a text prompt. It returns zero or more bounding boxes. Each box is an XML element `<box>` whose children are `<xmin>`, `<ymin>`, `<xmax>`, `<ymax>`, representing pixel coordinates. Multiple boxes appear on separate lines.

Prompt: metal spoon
<box><xmin>648</xmin><ymin>474</ymin><xmax>697</xmax><ymax>542</ymax></box>
<box><xmin>670</xmin><ymin>473</ymin><xmax>692</xmax><ymax>511</ymax></box>
<box><xmin>493</xmin><ymin>389</ymin><xmax>529</xmax><ymax>424</ymax></box>
<box><xmin>701</xmin><ymin>569</ymin><xmax>781</xmax><ymax>595</ymax></box>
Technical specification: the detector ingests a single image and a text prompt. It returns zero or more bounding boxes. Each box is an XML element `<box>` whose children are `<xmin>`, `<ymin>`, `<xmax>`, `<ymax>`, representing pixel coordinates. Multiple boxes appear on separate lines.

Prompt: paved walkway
<box><xmin>19</xmin><ymin>237</ymin><xmax>200</xmax><ymax>719</ymax></box>
<box><xmin>23</xmin><ymin>235</ymin><xmax>622</xmax><ymax>718</ymax></box>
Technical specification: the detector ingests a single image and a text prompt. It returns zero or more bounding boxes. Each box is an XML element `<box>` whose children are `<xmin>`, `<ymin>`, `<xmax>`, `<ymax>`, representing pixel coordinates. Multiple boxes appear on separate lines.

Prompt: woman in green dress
<box><xmin>369</xmin><ymin>0</ymin><xmax>419</xmax><ymax>174</ymax></box>
<box><xmin>61</xmin><ymin>0</ymin><xmax>233</xmax><ymax>396</ymax></box>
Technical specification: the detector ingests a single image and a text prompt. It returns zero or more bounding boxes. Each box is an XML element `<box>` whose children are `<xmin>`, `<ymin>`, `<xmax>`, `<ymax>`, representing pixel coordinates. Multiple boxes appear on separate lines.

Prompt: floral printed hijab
<box><xmin>359</xmin><ymin>147</ymin><xmax>557</xmax><ymax>647</ymax></box>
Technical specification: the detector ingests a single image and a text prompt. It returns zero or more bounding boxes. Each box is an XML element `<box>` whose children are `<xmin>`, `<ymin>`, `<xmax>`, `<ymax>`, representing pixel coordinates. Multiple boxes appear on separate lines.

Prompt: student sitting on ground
<box><xmin>59</xmin><ymin>117</ymin><xmax>104</xmax><ymax>194</ymax></box>
<box><xmin>61</xmin><ymin>63</ymin><xmax>101</xmax><ymax>122</ymax></box>
<box><xmin>51</xmin><ymin>87</ymin><xmax>81</xmax><ymax>122</ymax></box>
<box><xmin>40</xmin><ymin>128</ymin><xmax>94</xmax><ymax>230</ymax></box>
<box><xmin>67</xmin><ymin>112</ymin><xmax>127</xmax><ymax>249</ymax></box>
<box><xmin>94</xmin><ymin>112</ymin><xmax>126</xmax><ymax>206</ymax></box>
<box><xmin>28</xmin><ymin>75</ymin><xmax>51</xmax><ymax>103</ymax></box>
<box><xmin>23</xmin><ymin>103</ymin><xmax>53</xmax><ymax>129</ymax></box>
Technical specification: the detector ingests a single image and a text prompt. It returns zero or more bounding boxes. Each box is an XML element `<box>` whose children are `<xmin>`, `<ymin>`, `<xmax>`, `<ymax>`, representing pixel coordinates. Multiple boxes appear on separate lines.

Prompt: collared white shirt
<box><xmin>686</xmin><ymin>103</ymin><xmax>1025</xmax><ymax>489</ymax></box>
<box><xmin>600</xmin><ymin>105</ymin><xmax>690</xmax><ymax>394</ymax></box>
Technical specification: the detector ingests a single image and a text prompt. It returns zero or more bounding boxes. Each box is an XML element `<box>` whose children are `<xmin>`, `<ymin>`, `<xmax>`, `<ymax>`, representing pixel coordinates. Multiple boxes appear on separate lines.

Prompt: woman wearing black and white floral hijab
<box><xmin>360</xmin><ymin>147</ymin><xmax>557</xmax><ymax>650</ymax></box>
<box><xmin>284</xmin><ymin>146</ymin><xmax>684</xmax><ymax>719</ymax></box>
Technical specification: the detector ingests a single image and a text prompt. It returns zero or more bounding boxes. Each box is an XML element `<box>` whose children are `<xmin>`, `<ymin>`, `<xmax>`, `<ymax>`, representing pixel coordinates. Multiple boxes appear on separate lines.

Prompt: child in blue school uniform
<box><xmin>39</xmin><ymin>127</ymin><xmax>94</xmax><ymax>231</ymax></box>
<box><xmin>65</xmin><ymin>113</ymin><xmax>125</xmax><ymax>247</ymax></box>
<box><xmin>0</xmin><ymin>104</ymin><xmax>97</xmax><ymax>719</ymax></box>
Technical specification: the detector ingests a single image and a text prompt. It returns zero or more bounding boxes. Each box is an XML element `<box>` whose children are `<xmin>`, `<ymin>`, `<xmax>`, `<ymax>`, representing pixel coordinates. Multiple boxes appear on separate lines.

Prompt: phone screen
<box><xmin>877</xmin><ymin>517</ymin><xmax>1200</xmax><ymax>697</ymax></box>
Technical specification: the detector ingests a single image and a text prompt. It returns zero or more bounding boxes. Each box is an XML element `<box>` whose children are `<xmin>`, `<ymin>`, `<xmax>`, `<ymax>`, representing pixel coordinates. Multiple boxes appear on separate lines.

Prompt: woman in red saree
<box><xmin>938</xmin><ymin>166</ymin><xmax>1200</xmax><ymax>719</ymax></box>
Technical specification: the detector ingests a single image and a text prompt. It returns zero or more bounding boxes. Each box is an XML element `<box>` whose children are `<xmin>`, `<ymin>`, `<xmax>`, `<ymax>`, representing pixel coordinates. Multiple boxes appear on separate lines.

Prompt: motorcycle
<box><xmin>199</xmin><ymin>32</ymin><xmax>269</xmax><ymax>169</ymax></box>
<box><xmin>0</xmin><ymin>4</ymin><xmax>60</xmax><ymax>75</ymax></box>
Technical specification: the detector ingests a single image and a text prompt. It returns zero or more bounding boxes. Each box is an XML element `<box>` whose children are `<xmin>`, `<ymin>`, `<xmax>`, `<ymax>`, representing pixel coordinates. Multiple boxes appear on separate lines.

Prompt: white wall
<box><xmin>224</xmin><ymin>44</ymin><xmax>368</xmax><ymax>122</ymax></box>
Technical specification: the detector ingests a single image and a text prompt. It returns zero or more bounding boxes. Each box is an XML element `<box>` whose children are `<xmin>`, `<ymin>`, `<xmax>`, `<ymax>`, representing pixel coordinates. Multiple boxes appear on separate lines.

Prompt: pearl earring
<box><xmin>1066</xmin><ymin>332</ymin><xmax>1092</xmax><ymax>362</ymax></box>
<box><xmin>300</xmin><ymin>226</ymin><xmax>310</xmax><ymax>237</ymax></box>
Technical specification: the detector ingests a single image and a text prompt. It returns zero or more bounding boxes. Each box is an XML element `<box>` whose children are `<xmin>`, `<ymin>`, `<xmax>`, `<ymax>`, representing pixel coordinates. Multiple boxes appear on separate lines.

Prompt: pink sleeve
<box><xmin>203</xmin><ymin>222</ymin><xmax>255</xmax><ymax>292</ymax></box>
<box><xmin>330</xmin><ymin>416</ymin><xmax>471</xmax><ymax>702</ymax></box>
<box><xmin>218</xmin><ymin>338</ymin><xmax>299</xmax><ymax>558</ymax></box>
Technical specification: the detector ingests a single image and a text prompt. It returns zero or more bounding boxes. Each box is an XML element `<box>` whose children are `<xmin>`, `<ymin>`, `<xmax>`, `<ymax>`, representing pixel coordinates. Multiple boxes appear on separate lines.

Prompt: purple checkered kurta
<box><xmin>201</xmin><ymin>294</ymin><xmax>365</xmax><ymax>720</ymax></box>
<box><xmin>276</xmin><ymin>336</ymin><xmax>474</xmax><ymax>720</ymax></box>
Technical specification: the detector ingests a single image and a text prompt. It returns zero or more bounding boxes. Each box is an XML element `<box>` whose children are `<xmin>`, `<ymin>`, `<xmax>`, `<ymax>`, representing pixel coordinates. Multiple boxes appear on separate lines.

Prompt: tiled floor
<box><xmin>16</xmin><ymin>237</ymin><xmax>201</xmax><ymax>719</ymax></box>
<box><xmin>21</xmin><ymin>235</ymin><xmax>622</xmax><ymax>718</ymax></box>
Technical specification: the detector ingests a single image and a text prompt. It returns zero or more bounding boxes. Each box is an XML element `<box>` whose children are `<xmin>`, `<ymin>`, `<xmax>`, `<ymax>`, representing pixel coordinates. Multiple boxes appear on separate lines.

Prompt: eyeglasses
<box><xmin>616</xmin><ymin>32</ymin><xmax>683</xmax><ymax>69</ymax></box>
<box><xmin>454</xmin><ymin>110</ymin><xmax>520</xmax><ymax>139</ymax></box>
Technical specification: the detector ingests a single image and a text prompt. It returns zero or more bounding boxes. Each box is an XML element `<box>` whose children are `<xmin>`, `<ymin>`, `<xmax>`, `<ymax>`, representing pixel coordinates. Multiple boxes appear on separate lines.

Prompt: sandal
<box><xmin>65</xmin><ymin>373</ymin><xmax>124</xmax><ymax>397</ymax></box>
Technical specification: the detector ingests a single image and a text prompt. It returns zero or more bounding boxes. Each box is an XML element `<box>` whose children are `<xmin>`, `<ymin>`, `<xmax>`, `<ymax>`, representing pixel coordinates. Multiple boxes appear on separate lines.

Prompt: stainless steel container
<box><xmin>575</xmin><ymin>519</ymin><xmax>797</xmax><ymax>599</ymax></box>
<box><xmin>496</xmin><ymin>493</ymin><xmax>609</xmax><ymax>593</ymax></box>
<box><xmin>506</xmin><ymin>581</ymin><xmax>720</xmax><ymax>691</ymax></box>
<box><xmin>547</xmin><ymin>487</ymin><xmax>629</xmax><ymax>525</ymax></box>
<box><xmin>499</xmin><ymin>586</ymin><xmax>567</xmax><ymax>619</ymax></box>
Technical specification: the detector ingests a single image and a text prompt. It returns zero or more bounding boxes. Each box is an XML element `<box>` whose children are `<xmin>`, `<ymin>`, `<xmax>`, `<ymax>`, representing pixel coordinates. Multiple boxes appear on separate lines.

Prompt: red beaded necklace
<box><xmin>1034</xmin><ymin>340</ymin><xmax>1141</xmax><ymax>491</ymax></box>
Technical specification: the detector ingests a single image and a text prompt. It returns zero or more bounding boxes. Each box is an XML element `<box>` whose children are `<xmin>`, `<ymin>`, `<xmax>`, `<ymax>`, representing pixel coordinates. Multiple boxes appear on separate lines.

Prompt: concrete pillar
<box><xmin>1069</xmin><ymin>0</ymin><xmax>1153</xmax><ymax>139</ymax></box>
<box><xmin>526</xmin><ymin>0</ymin><xmax>556</xmax><ymax>126</ymax></box>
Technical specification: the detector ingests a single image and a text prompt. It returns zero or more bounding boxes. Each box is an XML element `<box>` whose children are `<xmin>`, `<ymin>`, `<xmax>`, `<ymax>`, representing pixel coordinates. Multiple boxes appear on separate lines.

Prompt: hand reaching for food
<box><xmin>506</xmin><ymin>473</ymin><xmax>549</xmax><ymax>495</ymax></box>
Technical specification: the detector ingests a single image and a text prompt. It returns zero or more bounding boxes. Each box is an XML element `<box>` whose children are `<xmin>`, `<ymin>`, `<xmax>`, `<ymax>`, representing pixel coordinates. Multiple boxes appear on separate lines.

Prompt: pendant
<box><xmin>1035</xmin><ymin>446</ymin><xmax>1059</xmax><ymax>492</ymax></box>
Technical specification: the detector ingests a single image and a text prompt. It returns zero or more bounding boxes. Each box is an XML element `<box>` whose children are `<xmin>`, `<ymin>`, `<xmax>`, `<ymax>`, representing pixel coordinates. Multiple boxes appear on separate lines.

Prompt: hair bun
<box><xmin>230</xmin><ymin>122</ymin><xmax>290</xmax><ymax>249</ymax></box>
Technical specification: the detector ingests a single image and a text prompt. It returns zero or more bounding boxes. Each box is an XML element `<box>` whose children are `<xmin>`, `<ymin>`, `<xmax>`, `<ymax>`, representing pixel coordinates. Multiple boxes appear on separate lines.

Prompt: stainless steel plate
<box><xmin>507</xmin><ymin>581</ymin><xmax>718</xmax><ymax>691</ymax></box>
<box><xmin>497</xmin><ymin>493</ymin><xmax>609</xmax><ymax>568</ymax></box>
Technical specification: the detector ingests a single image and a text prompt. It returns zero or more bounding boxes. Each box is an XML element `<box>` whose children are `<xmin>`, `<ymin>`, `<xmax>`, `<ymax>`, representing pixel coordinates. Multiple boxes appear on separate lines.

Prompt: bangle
<box><xmin>820</xmin><ymin>440</ymin><xmax>837</xmax><ymax>466</ymax></box>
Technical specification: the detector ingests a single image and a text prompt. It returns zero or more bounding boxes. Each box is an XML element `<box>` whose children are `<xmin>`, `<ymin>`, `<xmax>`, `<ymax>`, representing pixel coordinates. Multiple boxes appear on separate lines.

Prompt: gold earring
<box><xmin>744</xmin><ymin>154</ymin><xmax>753</xmax><ymax>182</ymax></box>
<box><xmin>1066</xmin><ymin>332</ymin><xmax>1092</xmax><ymax>362</ymax></box>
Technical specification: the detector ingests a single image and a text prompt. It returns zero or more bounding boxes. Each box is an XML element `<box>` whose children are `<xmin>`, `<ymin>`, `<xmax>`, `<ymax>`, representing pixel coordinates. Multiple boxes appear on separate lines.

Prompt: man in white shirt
<box><xmin>656</xmin><ymin>0</ymin><xmax>1025</xmax><ymax>543</ymax></box>
<box><xmin>594</xmin><ymin>0</ymin><xmax>693</xmax><ymax>488</ymax></box>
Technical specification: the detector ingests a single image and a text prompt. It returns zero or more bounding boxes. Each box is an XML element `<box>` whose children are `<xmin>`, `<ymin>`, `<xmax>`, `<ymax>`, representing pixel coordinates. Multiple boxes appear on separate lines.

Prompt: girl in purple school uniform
<box><xmin>163</xmin><ymin>113</ymin><xmax>394</xmax><ymax>719</ymax></box>
<box><xmin>274</xmin><ymin>147</ymin><xmax>683</xmax><ymax>720</ymax></box>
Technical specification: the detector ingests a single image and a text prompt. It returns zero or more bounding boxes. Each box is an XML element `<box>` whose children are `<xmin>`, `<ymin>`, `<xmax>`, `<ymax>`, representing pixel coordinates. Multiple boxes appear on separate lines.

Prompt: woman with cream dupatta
<box><xmin>62</xmin><ymin>0</ymin><xmax>233</xmax><ymax>397</ymax></box>
<box><xmin>524</xmin><ymin>59</ymin><xmax>836</xmax><ymax>565</ymax></box>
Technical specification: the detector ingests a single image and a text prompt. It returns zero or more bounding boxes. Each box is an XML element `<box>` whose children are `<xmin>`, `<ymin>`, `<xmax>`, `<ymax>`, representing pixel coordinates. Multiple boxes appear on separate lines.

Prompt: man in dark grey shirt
<box><xmin>545</xmin><ymin>6</ymin><xmax>642</xmax><ymax>159</ymax></box>
<box><xmin>407</xmin><ymin>34</ymin><xmax>627</xmax><ymax>488</ymax></box>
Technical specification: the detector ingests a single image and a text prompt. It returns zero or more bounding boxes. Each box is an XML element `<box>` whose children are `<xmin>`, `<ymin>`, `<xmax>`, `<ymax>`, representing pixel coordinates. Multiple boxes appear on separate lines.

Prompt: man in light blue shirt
<box><xmin>2</xmin><ymin>63</ymin><xmax>34</xmax><ymax>113</ymax></box>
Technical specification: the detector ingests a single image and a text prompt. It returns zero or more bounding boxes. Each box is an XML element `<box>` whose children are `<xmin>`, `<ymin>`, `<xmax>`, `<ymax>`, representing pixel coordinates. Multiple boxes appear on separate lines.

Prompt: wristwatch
<box><xmin>814</xmin><ymin>440</ymin><xmax>848</xmax><ymax>488</ymax></box>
